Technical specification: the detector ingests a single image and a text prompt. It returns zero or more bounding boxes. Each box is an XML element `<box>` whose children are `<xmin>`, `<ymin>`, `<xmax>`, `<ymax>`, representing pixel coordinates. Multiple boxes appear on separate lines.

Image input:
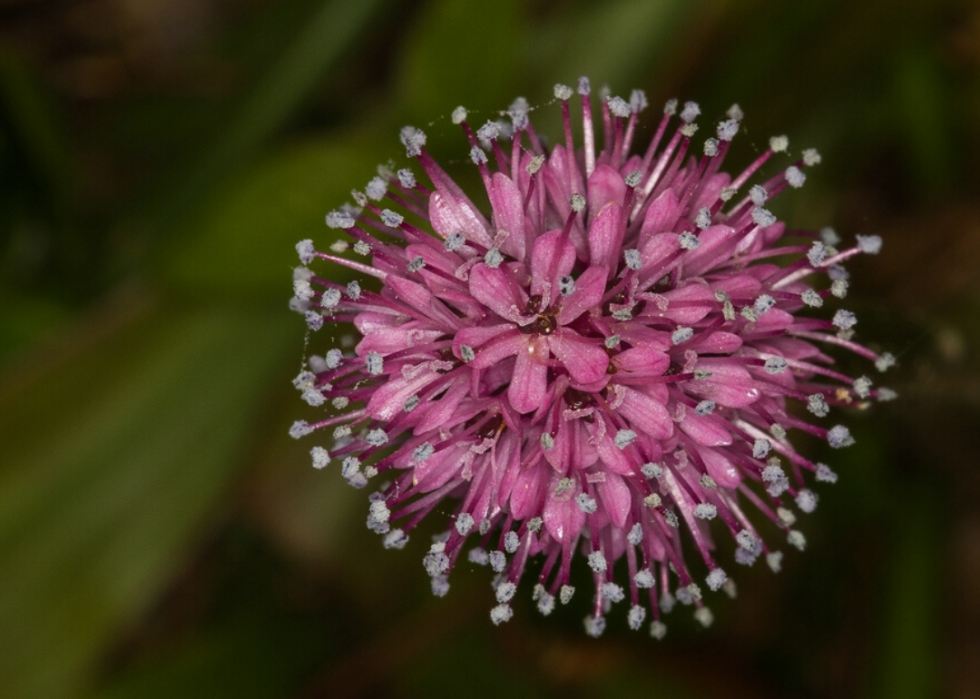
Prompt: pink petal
<box><xmin>412</xmin><ymin>443</ymin><xmax>466</xmax><ymax>491</ymax></box>
<box><xmin>711</xmin><ymin>274</ymin><xmax>762</xmax><ymax>303</ymax></box>
<box><xmin>556</xmin><ymin>265</ymin><xmax>606</xmax><ymax>325</ymax></box>
<box><xmin>405</xmin><ymin>242</ymin><xmax>464</xmax><ymax>277</ymax></box>
<box><xmin>683</xmin><ymin>359</ymin><xmax>761</xmax><ymax>408</ymax></box>
<box><xmin>638</xmin><ymin>232</ymin><xmax>681</xmax><ymax>276</ymax></box>
<box><xmin>693</xmin><ymin>331</ymin><xmax>743</xmax><ymax>354</ymax></box>
<box><xmin>681</xmin><ymin>224</ymin><xmax>737</xmax><ymax>277</ymax></box>
<box><xmin>489</xmin><ymin>172</ymin><xmax>527</xmax><ymax>261</ymax></box>
<box><xmin>640</xmin><ymin>188</ymin><xmax>682</xmax><ymax>237</ymax></box>
<box><xmin>493</xmin><ymin>432</ymin><xmax>523</xmax><ymax>510</ymax></box>
<box><xmin>544</xmin><ymin>414</ymin><xmax>572</xmax><ymax>474</ymax></box>
<box><xmin>353</xmin><ymin>311</ymin><xmax>397</xmax><ymax>336</ymax></box>
<box><xmin>461</xmin><ymin>329</ymin><xmax>524</xmax><ymax>369</ymax></box>
<box><xmin>679</xmin><ymin>412</ymin><xmax>732</xmax><ymax>446</ymax></box>
<box><xmin>386</xmin><ymin>275</ymin><xmax>437</xmax><ymax>317</ymax></box>
<box><xmin>543</xmin><ymin>481</ymin><xmax>586</xmax><ymax>543</ymax></box>
<box><xmin>415</xmin><ymin>378</ymin><xmax>470</xmax><ymax>433</ymax></box>
<box><xmin>510</xmin><ymin>462</ymin><xmax>548</xmax><ymax>520</ymax></box>
<box><xmin>595</xmin><ymin>427</ymin><xmax>635</xmax><ymax>475</ymax></box>
<box><xmin>365</xmin><ymin>371</ymin><xmax>441</xmax><ymax>421</ymax></box>
<box><xmin>597</xmin><ymin>473</ymin><xmax>632</xmax><ymax>529</ymax></box>
<box><xmin>661</xmin><ymin>283</ymin><xmax>715</xmax><ymax>324</ymax></box>
<box><xmin>530</xmin><ymin>229</ymin><xmax>576</xmax><ymax>303</ymax></box>
<box><xmin>429</xmin><ymin>190</ymin><xmax>493</xmax><ymax>248</ymax></box>
<box><xmin>508</xmin><ymin>336</ymin><xmax>549</xmax><ymax>414</ymax></box>
<box><xmin>468</xmin><ymin>263</ymin><xmax>527</xmax><ymax>321</ymax></box>
<box><xmin>614</xmin><ymin>345</ymin><xmax>671</xmax><ymax>376</ymax></box>
<box><xmin>454</xmin><ymin>323</ymin><xmax>515</xmax><ymax>350</ymax></box>
<box><xmin>548</xmin><ymin>330</ymin><xmax>608</xmax><ymax>385</ymax></box>
<box><xmin>618</xmin><ymin>386</ymin><xmax>673</xmax><ymax>440</ymax></box>
<box><xmin>356</xmin><ymin>325</ymin><xmax>444</xmax><ymax>355</ymax></box>
<box><xmin>750</xmin><ymin>308</ymin><xmax>794</xmax><ymax>333</ymax></box>
<box><xmin>696</xmin><ymin>445</ymin><xmax>742</xmax><ymax>488</ymax></box>
<box><xmin>690</xmin><ymin>172</ymin><xmax>731</xmax><ymax>213</ymax></box>
<box><xmin>587</xmin><ymin>202</ymin><xmax>626</xmax><ymax>272</ymax></box>
<box><xmin>587</xmin><ymin>164</ymin><xmax>627</xmax><ymax>218</ymax></box>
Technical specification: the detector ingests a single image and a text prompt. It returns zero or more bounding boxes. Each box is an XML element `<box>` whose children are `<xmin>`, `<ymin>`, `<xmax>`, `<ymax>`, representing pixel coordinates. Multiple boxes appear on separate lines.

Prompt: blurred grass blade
<box><xmin>0</xmin><ymin>45</ymin><xmax>70</xmax><ymax>208</ymax></box>
<box><xmin>171</xmin><ymin>0</ymin><xmax>389</xmax><ymax>220</ymax></box>
<box><xmin>0</xmin><ymin>294</ymin><xmax>297</xmax><ymax>699</ymax></box>
<box><xmin>530</xmin><ymin>0</ymin><xmax>692</xmax><ymax>92</ymax></box>
<box><xmin>395</xmin><ymin>0</ymin><xmax>524</xmax><ymax>123</ymax></box>
<box><xmin>870</xmin><ymin>489</ymin><xmax>941</xmax><ymax>699</ymax></box>
<box><xmin>162</xmin><ymin>132</ymin><xmax>389</xmax><ymax>295</ymax></box>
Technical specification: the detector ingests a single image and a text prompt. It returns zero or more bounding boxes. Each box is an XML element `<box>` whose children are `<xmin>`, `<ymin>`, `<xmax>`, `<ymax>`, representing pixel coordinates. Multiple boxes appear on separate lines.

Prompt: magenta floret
<box><xmin>290</xmin><ymin>78</ymin><xmax>889</xmax><ymax>633</ymax></box>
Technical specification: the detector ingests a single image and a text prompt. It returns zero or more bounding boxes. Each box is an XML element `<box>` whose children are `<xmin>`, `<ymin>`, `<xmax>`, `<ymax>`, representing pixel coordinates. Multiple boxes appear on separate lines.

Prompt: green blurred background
<box><xmin>1</xmin><ymin>0</ymin><xmax>977</xmax><ymax>697</ymax></box>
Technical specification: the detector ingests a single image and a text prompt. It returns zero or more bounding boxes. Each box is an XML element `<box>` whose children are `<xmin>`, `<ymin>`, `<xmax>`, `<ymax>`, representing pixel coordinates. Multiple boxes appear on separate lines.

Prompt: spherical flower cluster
<box><xmin>289</xmin><ymin>78</ymin><xmax>894</xmax><ymax>637</ymax></box>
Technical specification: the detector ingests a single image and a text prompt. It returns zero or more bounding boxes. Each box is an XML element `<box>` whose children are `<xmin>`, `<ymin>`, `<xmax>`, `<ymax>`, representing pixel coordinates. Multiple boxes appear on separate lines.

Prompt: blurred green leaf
<box><xmin>869</xmin><ymin>490</ymin><xmax>941</xmax><ymax>699</ymax></box>
<box><xmin>530</xmin><ymin>0</ymin><xmax>691</xmax><ymax>92</ymax></box>
<box><xmin>396</xmin><ymin>0</ymin><xmax>525</xmax><ymax>123</ymax></box>
<box><xmin>87</xmin><ymin>536</ymin><xmax>332</xmax><ymax>699</ymax></box>
<box><xmin>891</xmin><ymin>46</ymin><xmax>955</xmax><ymax>193</ymax></box>
<box><xmin>397</xmin><ymin>631</ymin><xmax>541</xmax><ymax>699</ymax></box>
<box><xmin>162</xmin><ymin>130</ymin><xmax>390</xmax><ymax>294</ymax></box>
<box><xmin>0</xmin><ymin>295</ymin><xmax>297</xmax><ymax>699</ymax></box>
<box><xmin>0</xmin><ymin>45</ymin><xmax>70</xmax><ymax>207</ymax></box>
<box><xmin>169</xmin><ymin>0</ymin><xmax>390</xmax><ymax>222</ymax></box>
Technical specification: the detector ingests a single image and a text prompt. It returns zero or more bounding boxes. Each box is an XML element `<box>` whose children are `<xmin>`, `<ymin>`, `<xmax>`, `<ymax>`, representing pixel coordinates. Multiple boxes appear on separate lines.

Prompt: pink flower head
<box><xmin>290</xmin><ymin>79</ymin><xmax>895</xmax><ymax>637</ymax></box>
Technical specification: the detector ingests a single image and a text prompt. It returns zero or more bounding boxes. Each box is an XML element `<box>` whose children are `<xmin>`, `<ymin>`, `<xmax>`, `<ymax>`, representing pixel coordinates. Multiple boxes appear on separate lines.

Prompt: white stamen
<box><xmin>796</xmin><ymin>489</ymin><xmax>818</xmax><ymax>513</ymax></box>
<box><xmin>642</xmin><ymin>462</ymin><xmax>663</xmax><ymax>478</ymax></box>
<box><xmin>444</xmin><ymin>232</ymin><xmax>466</xmax><ymax>252</ymax></box>
<box><xmin>615</xmin><ymin>429</ymin><xmax>637</xmax><ymax>449</ymax></box>
<box><xmin>680</xmin><ymin>101</ymin><xmax>700</xmax><ymax>123</ymax></box>
<box><xmin>695</xmin><ymin>207</ymin><xmax>711</xmax><ymax>230</ymax></box>
<box><xmin>476</xmin><ymin>121</ymin><xmax>500</xmax><ymax>141</ymax></box>
<box><xmin>326</xmin><ymin>210</ymin><xmax>355</xmax><ymax>229</ymax></box>
<box><xmin>576</xmin><ymin>493</ymin><xmax>597</xmax><ymax>513</ymax></box>
<box><xmin>695</xmin><ymin>400</ymin><xmax>715</xmax><ymax>416</ymax></box>
<box><xmin>289</xmin><ymin>420</ymin><xmax>312</xmax><ymax>439</ymax></box>
<box><xmin>827</xmin><ymin>425</ymin><xmax>854</xmax><ymax>448</ymax></box>
<box><xmin>706</xmin><ymin>568</ymin><xmax>727</xmax><ymax>591</ymax></box>
<box><xmin>400</xmin><ymin>126</ymin><xmax>426</xmax><ymax>157</ymax></box>
<box><xmin>769</xmin><ymin>135</ymin><xmax>789</xmax><ymax>152</ymax></box>
<box><xmin>630</xmin><ymin>89</ymin><xmax>648</xmax><ymax>112</ymax></box>
<box><xmin>694</xmin><ymin>503</ymin><xmax>717</xmax><ymax>520</ymax></box>
<box><xmin>490</xmin><ymin>604</ymin><xmax>513</xmax><ymax>625</ymax></box>
<box><xmin>717</xmin><ymin>118</ymin><xmax>739</xmax><ymax>141</ymax></box>
<box><xmin>365</xmin><ymin>177</ymin><xmax>387</xmax><ymax>201</ymax></box>
<box><xmin>832</xmin><ymin>309</ymin><xmax>857</xmax><ymax>330</ymax></box>
<box><xmin>397</xmin><ymin>168</ymin><xmax>416</xmax><ymax>188</ymax></box>
<box><xmin>587</xmin><ymin>550</ymin><xmax>607</xmax><ymax>573</ymax></box>
<box><xmin>607</xmin><ymin>95</ymin><xmax>631</xmax><ymax>118</ymax></box>
<box><xmin>310</xmin><ymin>446</ymin><xmax>330</xmax><ymax>469</ymax></box>
<box><xmin>380</xmin><ymin>209</ymin><xmax>403</xmax><ymax>228</ymax></box>
<box><xmin>484</xmin><ymin>248</ymin><xmax>503</xmax><ymax>268</ymax></box>
<box><xmin>679</xmin><ymin>231</ymin><xmax>700</xmax><ymax>249</ymax></box>
<box><xmin>752</xmin><ymin>207</ymin><xmax>777</xmax><ymax>227</ymax></box>
<box><xmin>856</xmin><ymin>234</ymin><xmax>883</xmax><ymax>254</ymax></box>
<box><xmin>815</xmin><ymin>463</ymin><xmax>838</xmax><ymax>483</ymax></box>
<box><xmin>785</xmin><ymin>165</ymin><xmax>806</xmax><ymax>188</ymax></box>
<box><xmin>365</xmin><ymin>351</ymin><xmax>384</xmax><ymax>375</ymax></box>
<box><xmin>295</xmin><ymin>239</ymin><xmax>315</xmax><ymax>264</ymax></box>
